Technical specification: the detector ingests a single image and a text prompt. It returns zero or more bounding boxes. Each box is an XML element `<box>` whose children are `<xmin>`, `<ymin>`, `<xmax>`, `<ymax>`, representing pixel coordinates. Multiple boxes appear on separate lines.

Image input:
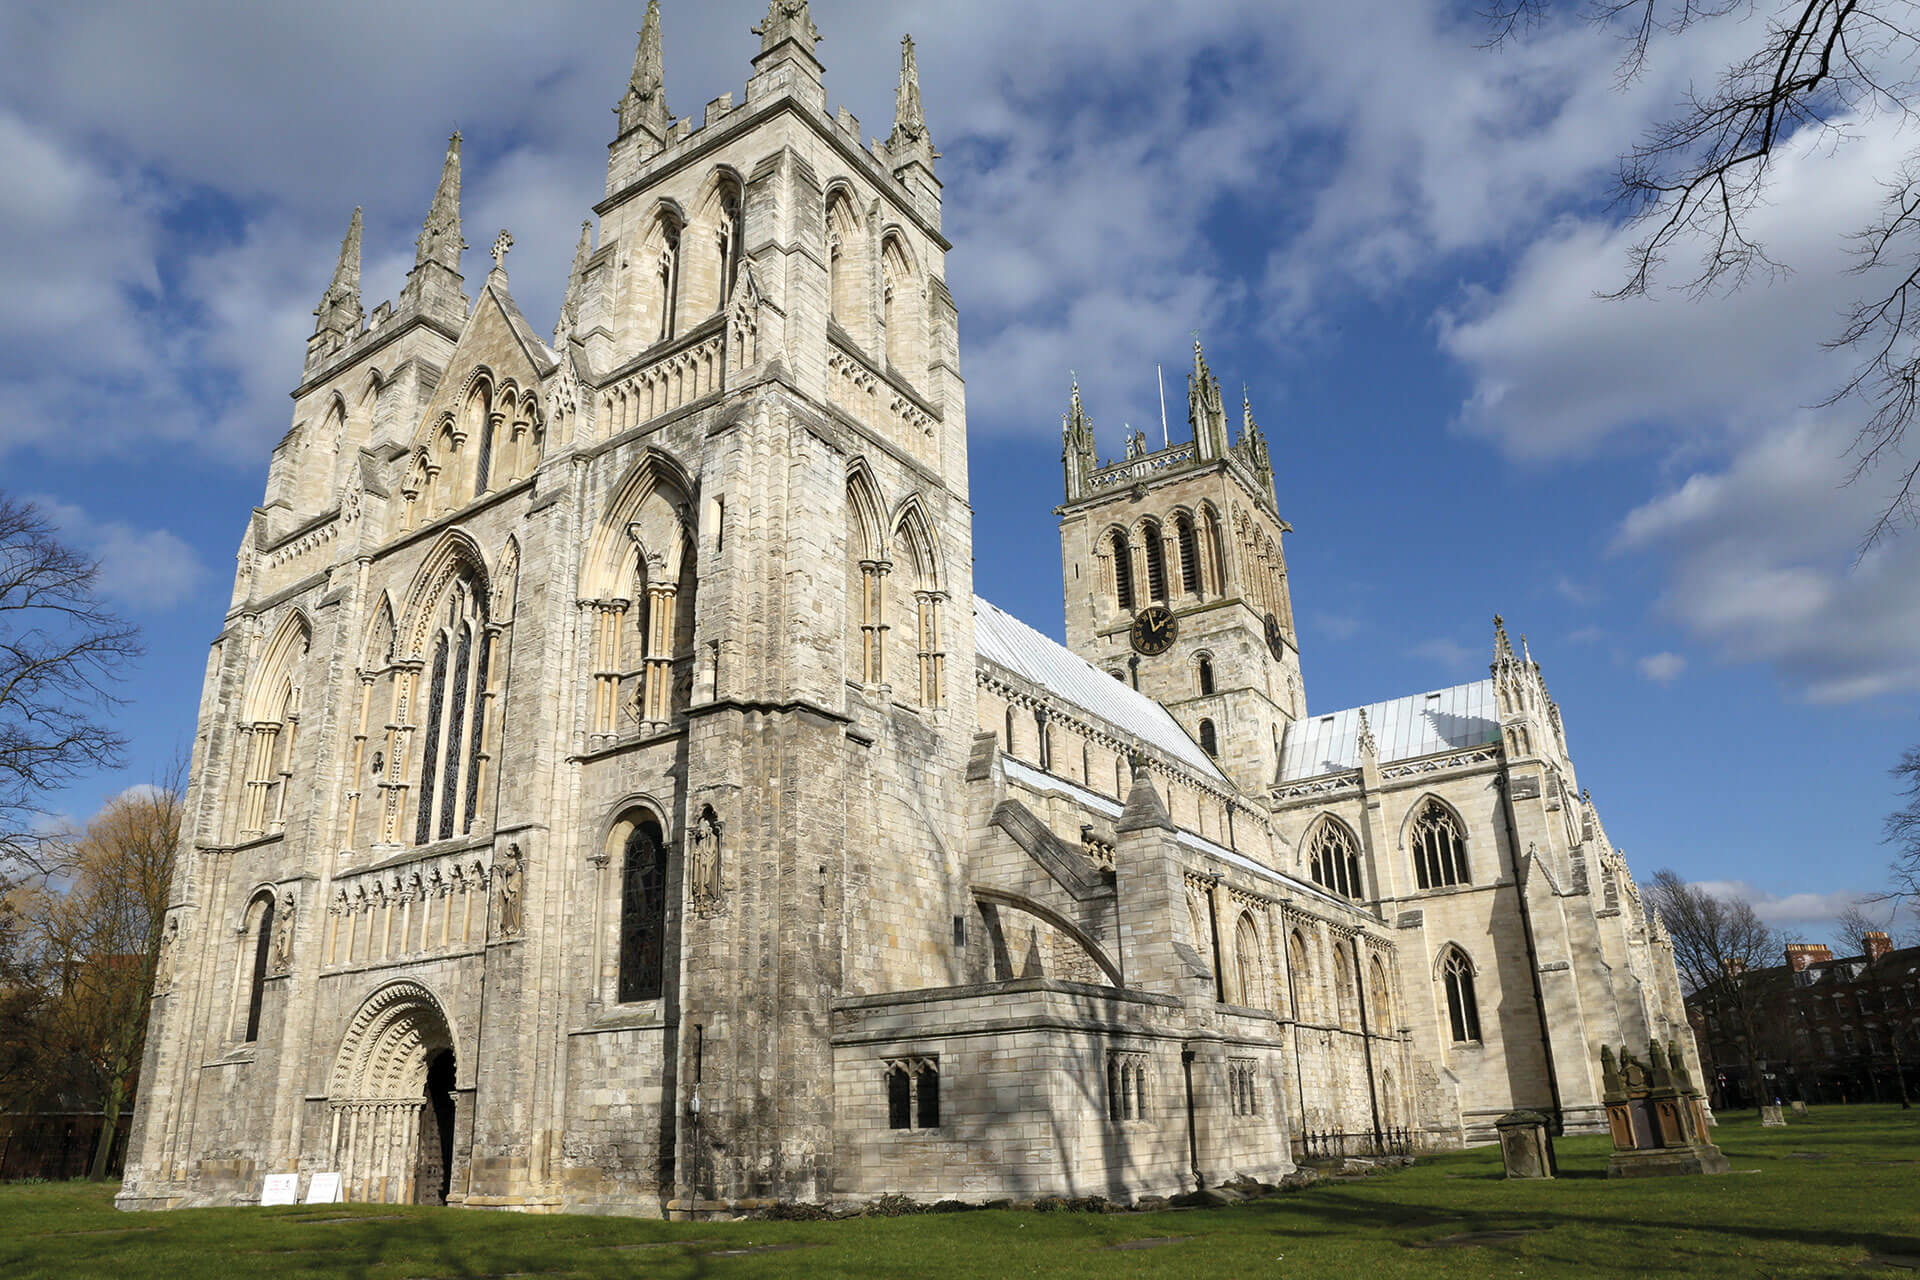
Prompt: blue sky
<box><xmin>1</xmin><ymin>0</ymin><xmax>1913</xmax><ymax>944</ymax></box>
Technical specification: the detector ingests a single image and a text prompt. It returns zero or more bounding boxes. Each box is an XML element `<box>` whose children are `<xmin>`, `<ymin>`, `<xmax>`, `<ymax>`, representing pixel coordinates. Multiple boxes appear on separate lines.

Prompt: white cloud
<box><xmin>28</xmin><ymin>495</ymin><xmax>207</xmax><ymax>612</ymax></box>
<box><xmin>1689</xmin><ymin>880</ymin><xmax>1875</xmax><ymax>947</ymax></box>
<box><xmin>1408</xmin><ymin>637</ymin><xmax>1477</xmax><ymax>671</ymax></box>
<box><xmin>1637</xmin><ymin>652</ymin><xmax>1686</xmax><ymax>684</ymax></box>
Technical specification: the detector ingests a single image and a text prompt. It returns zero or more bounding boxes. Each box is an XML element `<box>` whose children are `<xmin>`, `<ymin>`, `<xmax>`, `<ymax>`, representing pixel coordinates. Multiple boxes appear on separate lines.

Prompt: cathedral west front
<box><xmin>118</xmin><ymin>1</ymin><xmax>1697</xmax><ymax>1215</ymax></box>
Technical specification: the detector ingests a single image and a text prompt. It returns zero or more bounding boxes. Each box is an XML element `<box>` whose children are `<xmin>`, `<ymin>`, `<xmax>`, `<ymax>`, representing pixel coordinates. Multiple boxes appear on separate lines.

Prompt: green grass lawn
<box><xmin>5</xmin><ymin>1105</ymin><xmax>1917</xmax><ymax>1279</ymax></box>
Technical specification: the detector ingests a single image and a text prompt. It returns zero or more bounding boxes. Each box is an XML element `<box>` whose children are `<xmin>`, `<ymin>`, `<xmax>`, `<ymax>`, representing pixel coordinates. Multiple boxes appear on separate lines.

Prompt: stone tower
<box><xmin>1057</xmin><ymin>341</ymin><xmax>1299</xmax><ymax>793</ymax></box>
<box><xmin>120</xmin><ymin>0</ymin><xmax>976</xmax><ymax>1214</ymax></box>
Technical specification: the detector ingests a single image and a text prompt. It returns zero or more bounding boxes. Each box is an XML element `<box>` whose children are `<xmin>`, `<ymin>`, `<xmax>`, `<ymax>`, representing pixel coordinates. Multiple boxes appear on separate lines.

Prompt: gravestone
<box><xmin>1602</xmin><ymin>1042</ymin><xmax>1731</xmax><ymax>1178</ymax></box>
<box><xmin>1790</xmin><ymin>1100</ymin><xmax>1809</xmax><ymax>1118</ymax></box>
<box><xmin>259</xmin><ymin>1173</ymin><xmax>298</xmax><ymax>1206</ymax></box>
<box><xmin>1494</xmin><ymin>1111</ymin><xmax>1555</xmax><ymax>1179</ymax></box>
<box><xmin>1760</xmin><ymin>1104</ymin><xmax>1787</xmax><ymax>1127</ymax></box>
<box><xmin>304</xmin><ymin>1172</ymin><xmax>343</xmax><ymax>1204</ymax></box>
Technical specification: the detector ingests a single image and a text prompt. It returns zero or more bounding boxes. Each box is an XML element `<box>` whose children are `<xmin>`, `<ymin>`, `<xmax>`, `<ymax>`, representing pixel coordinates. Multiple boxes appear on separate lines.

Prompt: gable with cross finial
<box><xmin>492</xmin><ymin>230</ymin><xmax>514</xmax><ymax>271</ymax></box>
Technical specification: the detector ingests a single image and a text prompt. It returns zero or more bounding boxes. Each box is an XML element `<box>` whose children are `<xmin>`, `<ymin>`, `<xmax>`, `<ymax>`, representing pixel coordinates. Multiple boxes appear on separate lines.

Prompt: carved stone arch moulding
<box><xmin>1431</xmin><ymin>941</ymin><xmax>1478</xmax><ymax>980</ymax></box>
<box><xmin>327</xmin><ymin>979</ymin><xmax>457</xmax><ymax>1100</ymax></box>
<box><xmin>398</xmin><ymin>530</ymin><xmax>491</xmax><ymax>661</ymax></box>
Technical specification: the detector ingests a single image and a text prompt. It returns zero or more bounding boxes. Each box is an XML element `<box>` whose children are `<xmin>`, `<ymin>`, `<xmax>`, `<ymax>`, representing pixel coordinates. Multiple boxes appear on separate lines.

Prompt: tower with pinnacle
<box><xmin>1057</xmin><ymin>340</ymin><xmax>1301</xmax><ymax>793</ymax></box>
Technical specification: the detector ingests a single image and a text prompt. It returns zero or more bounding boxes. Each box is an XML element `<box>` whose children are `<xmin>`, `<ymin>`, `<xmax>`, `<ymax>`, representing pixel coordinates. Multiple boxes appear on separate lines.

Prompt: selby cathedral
<box><xmin>120</xmin><ymin>1</ymin><xmax>1696</xmax><ymax>1214</ymax></box>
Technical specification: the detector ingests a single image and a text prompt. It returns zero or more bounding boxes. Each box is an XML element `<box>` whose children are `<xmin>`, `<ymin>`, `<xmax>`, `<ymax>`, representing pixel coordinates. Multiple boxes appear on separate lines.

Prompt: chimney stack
<box><xmin>1865</xmin><ymin>931</ymin><xmax>1893</xmax><ymax>962</ymax></box>
<box><xmin>1784</xmin><ymin>942</ymin><xmax>1833</xmax><ymax>972</ymax></box>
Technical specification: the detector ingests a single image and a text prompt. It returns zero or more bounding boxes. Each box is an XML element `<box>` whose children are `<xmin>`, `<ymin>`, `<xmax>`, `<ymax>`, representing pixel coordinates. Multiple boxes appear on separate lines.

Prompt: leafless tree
<box><xmin>0</xmin><ymin>493</ymin><xmax>140</xmax><ymax>873</ymax></box>
<box><xmin>1887</xmin><ymin>745</ymin><xmax>1920</xmax><ymax>905</ymax></box>
<box><xmin>1646</xmin><ymin>869</ymin><xmax>1779</xmax><ymax>1113</ymax></box>
<box><xmin>1485</xmin><ymin>1</ymin><xmax>1920</xmax><ymax>547</ymax></box>
<box><xmin>1835</xmin><ymin>900</ymin><xmax>1912</xmax><ymax>1106</ymax></box>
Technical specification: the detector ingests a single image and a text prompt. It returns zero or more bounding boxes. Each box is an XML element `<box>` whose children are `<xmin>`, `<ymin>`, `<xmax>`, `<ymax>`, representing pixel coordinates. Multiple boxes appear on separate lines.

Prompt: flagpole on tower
<box><xmin>1157</xmin><ymin>364</ymin><xmax>1169</xmax><ymax>450</ymax></box>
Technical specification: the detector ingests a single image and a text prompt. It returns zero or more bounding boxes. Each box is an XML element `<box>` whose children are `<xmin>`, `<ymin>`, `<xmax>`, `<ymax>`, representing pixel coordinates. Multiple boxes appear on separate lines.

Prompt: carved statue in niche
<box><xmin>271</xmin><ymin>891</ymin><xmax>296</xmax><ymax>973</ymax></box>
<box><xmin>690</xmin><ymin>807</ymin><xmax>724</xmax><ymax>914</ymax></box>
<box><xmin>153</xmin><ymin>916</ymin><xmax>179</xmax><ymax>992</ymax></box>
<box><xmin>497</xmin><ymin>845</ymin><xmax>524</xmax><ymax>938</ymax></box>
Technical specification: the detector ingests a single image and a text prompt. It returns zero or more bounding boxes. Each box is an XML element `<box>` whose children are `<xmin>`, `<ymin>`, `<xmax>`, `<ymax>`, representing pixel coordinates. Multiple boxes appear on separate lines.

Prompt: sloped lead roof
<box><xmin>1279</xmin><ymin>680</ymin><xmax>1499</xmax><ymax>781</ymax></box>
<box><xmin>974</xmin><ymin>599</ymin><xmax>1225</xmax><ymax>783</ymax></box>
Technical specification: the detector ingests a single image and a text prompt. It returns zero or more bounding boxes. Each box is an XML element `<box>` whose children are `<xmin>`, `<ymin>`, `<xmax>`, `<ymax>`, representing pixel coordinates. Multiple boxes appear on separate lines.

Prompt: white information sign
<box><xmin>304</xmin><ymin>1172</ymin><xmax>343</xmax><ymax>1205</ymax></box>
<box><xmin>260</xmin><ymin>1173</ymin><xmax>299</xmax><ymax>1206</ymax></box>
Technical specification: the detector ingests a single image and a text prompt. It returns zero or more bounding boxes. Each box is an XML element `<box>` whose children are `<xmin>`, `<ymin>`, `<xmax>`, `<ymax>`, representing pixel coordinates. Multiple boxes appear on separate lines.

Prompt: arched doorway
<box><xmin>326</xmin><ymin>981</ymin><xmax>458</xmax><ymax>1205</ymax></box>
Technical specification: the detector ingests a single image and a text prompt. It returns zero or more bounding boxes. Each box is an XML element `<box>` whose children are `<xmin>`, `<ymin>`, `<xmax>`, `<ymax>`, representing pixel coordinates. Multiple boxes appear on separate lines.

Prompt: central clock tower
<box><xmin>1056</xmin><ymin>343</ymin><xmax>1303</xmax><ymax>795</ymax></box>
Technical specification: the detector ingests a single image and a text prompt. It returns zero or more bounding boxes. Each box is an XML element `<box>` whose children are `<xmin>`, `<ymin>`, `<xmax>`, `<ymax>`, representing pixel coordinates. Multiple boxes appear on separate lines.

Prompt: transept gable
<box><xmin>404</xmin><ymin>286</ymin><xmax>554</xmax><ymax>459</ymax></box>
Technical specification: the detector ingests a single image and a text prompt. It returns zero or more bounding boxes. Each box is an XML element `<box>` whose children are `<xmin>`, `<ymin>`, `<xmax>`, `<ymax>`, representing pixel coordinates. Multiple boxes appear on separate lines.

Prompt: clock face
<box><xmin>1130</xmin><ymin>605</ymin><xmax>1178</xmax><ymax>656</ymax></box>
<box><xmin>1264</xmin><ymin>612</ymin><xmax>1286</xmax><ymax>661</ymax></box>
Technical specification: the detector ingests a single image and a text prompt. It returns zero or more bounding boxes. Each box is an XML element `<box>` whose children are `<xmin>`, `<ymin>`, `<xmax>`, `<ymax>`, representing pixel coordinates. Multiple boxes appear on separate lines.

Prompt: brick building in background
<box><xmin>1689</xmin><ymin>932</ymin><xmax>1918</xmax><ymax>1109</ymax></box>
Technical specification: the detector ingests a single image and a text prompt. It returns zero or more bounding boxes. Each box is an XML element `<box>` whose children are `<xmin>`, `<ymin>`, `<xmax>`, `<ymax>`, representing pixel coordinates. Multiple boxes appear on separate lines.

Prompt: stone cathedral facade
<box><xmin>119</xmin><ymin>2</ymin><xmax>1696</xmax><ymax>1216</ymax></box>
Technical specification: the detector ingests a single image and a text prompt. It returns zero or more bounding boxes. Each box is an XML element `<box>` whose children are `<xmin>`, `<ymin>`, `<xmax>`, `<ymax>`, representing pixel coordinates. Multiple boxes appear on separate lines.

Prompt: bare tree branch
<box><xmin>0</xmin><ymin>492</ymin><xmax>140</xmax><ymax>874</ymax></box>
<box><xmin>1491</xmin><ymin>2</ymin><xmax>1920</xmax><ymax>547</ymax></box>
<box><xmin>1646</xmin><ymin>869</ymin><xmax>1779</xmax><ymax>1112</ymax></box>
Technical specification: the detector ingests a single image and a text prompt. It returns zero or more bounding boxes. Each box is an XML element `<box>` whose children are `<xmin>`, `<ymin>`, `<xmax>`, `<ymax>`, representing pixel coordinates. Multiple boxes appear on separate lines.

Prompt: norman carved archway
<box><xmin>326</xmin><ymin>981</ymin><xmax>458</xmax><ymax>1204</ymax></box>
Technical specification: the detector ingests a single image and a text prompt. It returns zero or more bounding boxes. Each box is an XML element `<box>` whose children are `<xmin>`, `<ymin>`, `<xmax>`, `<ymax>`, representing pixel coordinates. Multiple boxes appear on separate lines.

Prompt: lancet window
<box><xmin>716</xmin><ymin>181</ymin><xmax>744</xmax><ymax>304</ymax></box>
<box><xmin>413</xmin><ymin>572</ymin><xmax>493</xmax><ymax>846</ymax></box>
<box><xmin>651</xmin><ymin>217</ymin><xmax>682</xmax><ymax>344</ymax></box>
<box><xmin>1101</xmin><ymin>527</ymin><xmax>1136</xmax><ymax>614</ymax></box>
<box><xmin>881</xmin><ymin>235</ymin><xmax>917</xmax><ymax>378</ymax></box>
<box><xmin>237</xmin><ymin>614</ymin><xmax>310</xmax><ymax>841</ymax></box>
<box><xmin>826</xmin><ymin>189</ymin><xmax>865</xmax><ymax>338</ymax></box>
<box><xmin>617</xmin><ymin>817</ymin><xmax>668</xmax><ymax>1003</ymax></box>
<box><xmin>1199</xmin><ymin>718</ymin><xmax>1219</xmax><ymax>757</ymax></box>
<box><xmin>1288</xmin><ymin>929</ymin><xmax>1313</xmax><ymax>1021</ymax></box>
<box><xmin>892</xmin><ymin>503</ymin><xmax>945</xmax><ymax>710</ymax></box>
<box><xmin>238</xmin><ymin>892</ymin><xmax>275</xmax><ymax>1043</ymax></box>
<box><xmin>584</xmin><ymin>462</ymin><xmax>698</xmax><ymax>739</ymax></box>
<box><xmin>1176</xmin><ymin>513</ymin><xmax>1202</xmax><ymax>596</ymax></box>
<box><xmin>1410</xmin><ymin>799</ymin><xmax>1470</xmax><ymax>889</ymax></box>
<box><xmin>1307</xmin><ymin>818</ymin><xmax>1363</xmax><ymax>901</ymax></box>
<box><xmin>1197</xmin><ymin>656</ymin><xmax>1215</xmax><ymax>696</ymax></box>
<box><xmin>1141</xmin><ymin>519</ymin><xmax>1168</xmax><ymax>603</ymax></box>
<box><xmin>1442</xmin><ymin>947</ymin><xmax>1481</xmax><ymax>1043</ymax></box>
<box><xmin>1234</xmin><ymin>913</ymin><xmax>1266</xmax><ymax>1009</ymax></box>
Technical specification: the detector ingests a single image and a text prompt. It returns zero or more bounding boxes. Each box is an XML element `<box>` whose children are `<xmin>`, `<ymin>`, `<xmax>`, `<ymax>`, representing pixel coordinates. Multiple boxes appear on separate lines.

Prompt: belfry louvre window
<box><xmin>1411</xmin><ymin>800</ymin><xmax>1469</xmax><ymax>889</ymax></box>
<box><xmin>1442</xmin><ymin>948</ymin><xmax>1481</xmax><ymax>1043</ymax></box>
<box><xmin>1307</xmin><ymin>819</ymin><xmax>1363</xmax><ymax>901</ymax></box>
<box><xmin>618</xmin><ymin>819</ymin><xmax>668</xmax><ymax>1003</ymax></box>
<box><xmin>886</xmin><ymin>1058</ymin><xmax>940</xmax><ymax>1130</ymax></box>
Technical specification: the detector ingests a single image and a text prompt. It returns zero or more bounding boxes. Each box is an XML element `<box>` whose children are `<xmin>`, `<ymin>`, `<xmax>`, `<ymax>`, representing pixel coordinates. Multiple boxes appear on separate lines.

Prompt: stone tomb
<box><xmin>1602</xmin><ymin>1042</ymin><xmax>1730</xmax><ymax>1178</ymax></box>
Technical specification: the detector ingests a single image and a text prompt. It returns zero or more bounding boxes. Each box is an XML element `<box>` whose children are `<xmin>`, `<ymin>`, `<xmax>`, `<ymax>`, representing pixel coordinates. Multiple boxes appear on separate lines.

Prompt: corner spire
<box><xmin>401</xmin><ymin>132</ymin><xmax>470</xmax><ymax>318</ymax></box>
<box><xmin>1356</xmin><ymin>708</ymin><xmax>1378</xmax><ymax>762</ymax></box>
<box><xmin>889</xmin><ymin>34</ymin><xmax>935</xmax><ymax>163</ymax></box>
<box><xmin>1188</xmin><ymin>337</ymin><xmax>1228</xmax><ymax>461</ymax></box>
<box><xmin>554</xmin><ymin>221</ymin><xmax>594</xmax><ymax>348</ymax></box>
<box><xmin>753</xmin><ymin>0</ymin><xmax>820</xmax><ymax>55</ymax></box>
<box><xmin>313</xmin><ymin>206</ymin><xmax>363</xmax><ymax>339</ymax></box>
<box><xmin>1063</xmin><ymin>374</ymin><xmax>1097</xmax><ymax>502</ymax></box>
<box><xmin>618</xmin><ymin>0</ymin><xmax>671</xmax><ymax>139</ymax></box>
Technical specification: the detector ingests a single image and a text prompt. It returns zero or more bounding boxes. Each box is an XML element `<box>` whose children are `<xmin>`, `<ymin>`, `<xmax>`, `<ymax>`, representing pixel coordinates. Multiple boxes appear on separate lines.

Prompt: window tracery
<box><xmin>1107</xmin><ymin>1051</ymin><xmax>1150</xmax><ymax>1121</ymax></box>
<box><xmin>1442</xmin><ymin>947</ymin><xmax>1481</xmax><ymax>1043</ymax></box>
<box><xmin>1307</xmin><ymin>818</ymin><xmax>1363</xmax><ymax>900</ymax></box>
<box><xmin>1410</xmin><ymin>798</ymin><xmax>1469</xmax><ymax>889</ymax></box>
<box><xmin>412</xmin><ymin>573</ymin><xmax>492</xmax><ymax>846</ymax></box>
<box><xmin>885</xmin><ymin>1057</ymin><xmax>940</xmax><ymax>1129</ymax></box>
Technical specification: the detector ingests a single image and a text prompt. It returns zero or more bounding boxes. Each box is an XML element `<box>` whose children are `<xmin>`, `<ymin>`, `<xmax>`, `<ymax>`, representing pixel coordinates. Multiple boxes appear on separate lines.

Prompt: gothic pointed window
<box><xmin>1442</xmin><ymin>947</ymin><xmax>1481</xmax><ymax>1043</ymax></box>
<box><xmin>618</xmin><ymin>818</ymin><xmax>668</xmax><ymax>1003</ymax></box>
<box><xmin>1288</xmin><ymin>929</ymin><xmax>1313</xmax><ymax>1021</ymax></box>
<box><xmin>654</xmin><ymin>220</ymin><xmax>681</xmax><ymax>343</ymax></box>
<box><xmin>414</xmin><ymin>574</ymin><xmax>491</xmax><ymax>846</ymax></box>
<box><xmin>885</xmin><ymin>1058</ymin><xmax>939</xmax><ymax>1130</ymax></box>
<box><xmin>1411</xmin><ymin>799</ymin><xmax>1469</xmax><ymax>889</ymax></box>
<box><xmin>716</xmin><ymin>184</ymin><xmax>744</xmax><ymax>303</ymax></box>
<box><xmin>1176</xmin><ymin>514</ymin><xmax>1201</xmax><ymax>596</ymax></box>
<box><xmin>1307</xmin><ymin>818</ymin><xmax>1363</xmax><ymax>901</ymax></box>
<box><xmin>1234</xmin><ymin>913</ymin><xmax>1265</xmax><ymax>1008</ymax></box>
<box><xmin>242</xmin><ymin>893</ymin><xmax>275</xmax><ymax>1043</ymax></box>
<box><xmin>1104</xmin><ymin>528</ymin><xmax>1135</xmax><ymax>614</ymax></box>
<box><xmin>1141</xmin><ymin>520</ymin><xmax>1168</xmax><ymax>603</ymax></box>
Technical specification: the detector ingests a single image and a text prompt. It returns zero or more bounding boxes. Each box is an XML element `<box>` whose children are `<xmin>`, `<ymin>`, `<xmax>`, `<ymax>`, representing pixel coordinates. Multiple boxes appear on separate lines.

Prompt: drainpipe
<box><xmin>1497</xmin><ymin>774</ymin><xmax>1564</xmax><ymax>1132</ymax></box>
<box><xmin>1181</xmin><ymin>1049</ymin><xmax>1200</xmax><ymax>1186</ymax></box>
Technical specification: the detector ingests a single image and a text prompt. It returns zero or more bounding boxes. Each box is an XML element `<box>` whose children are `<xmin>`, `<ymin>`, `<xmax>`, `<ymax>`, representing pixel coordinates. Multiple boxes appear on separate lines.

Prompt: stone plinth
<box><xmin>1494</xmin><ymin>1110</ymin><xmax>1555</xmax><ymax>1179</ymax></box>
